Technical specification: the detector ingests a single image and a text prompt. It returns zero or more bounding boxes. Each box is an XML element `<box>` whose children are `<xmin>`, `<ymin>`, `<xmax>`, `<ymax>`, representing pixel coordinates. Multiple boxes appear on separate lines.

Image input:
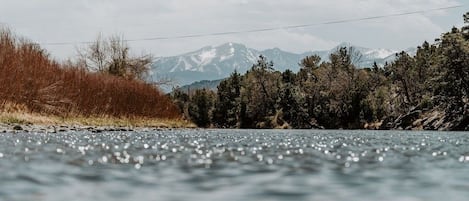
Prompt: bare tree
<box><xmin>78</xmin><ymin>34</ymin><xmax>152</xmax><ymax>80</ymax></box>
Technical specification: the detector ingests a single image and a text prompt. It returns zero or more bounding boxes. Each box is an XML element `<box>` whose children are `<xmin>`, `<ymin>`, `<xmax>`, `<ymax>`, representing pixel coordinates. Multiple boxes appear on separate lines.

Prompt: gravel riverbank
<box><xmin>0</xmin><ymin>123</ymin><xmax>170</xmax><ymax>134</ymax></box>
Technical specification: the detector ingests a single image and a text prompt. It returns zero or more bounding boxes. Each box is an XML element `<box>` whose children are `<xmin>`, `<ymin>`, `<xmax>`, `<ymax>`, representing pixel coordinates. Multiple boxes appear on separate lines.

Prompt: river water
<box><xmin>1</xmin><ymin>129</ymin><xmax>469</xmax><ymax>201</ymax></box>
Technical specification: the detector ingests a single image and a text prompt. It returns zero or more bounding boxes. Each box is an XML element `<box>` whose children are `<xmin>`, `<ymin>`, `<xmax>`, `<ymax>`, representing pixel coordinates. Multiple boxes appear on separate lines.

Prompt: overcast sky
<box><xmin>0</xmin><ymin>0</ymin><xmax>467</xmax><ymax>60</ymax></box>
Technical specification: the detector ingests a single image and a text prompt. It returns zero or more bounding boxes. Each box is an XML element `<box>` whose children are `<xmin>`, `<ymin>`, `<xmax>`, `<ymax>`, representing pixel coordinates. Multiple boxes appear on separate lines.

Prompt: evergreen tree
<box><xmin>170</xmin><ymin>87</ymin><xmax>190</xmax><ymax>118</ymax></box>
<box><xmin>387</xmin><ymin>52</ymin><xmax>417</xmax><ymax>112</ymax></box>
<box><xmin>188</xmin><ymin>89</ymin><xmax>213</xmax><ymax>127</ymax></box>
<box><xmin>437</xmin><ymin>27</ymin><xmax>469</xmax><ymax>104</ymax></box>
<box><xmin>298</xmin><ymin>55</ymin><xmax>321</xmax><ymax>82</ymax></box>
<box><xmin>414</xmin><ymin>41</ymin><xmax>438</xmax><ymax>98</ymax></box>
<box><xmin>169</xmin><ymin>12</ymin><xmax>469</xmax><ymax>130</ymax></box>
<box><xmin>297</xmin><ymin>55</ymin><xmax>322</xmax><ymax>127</ymax></box>
<box><xmin>213</xmin><ymin>70</ymin><xmax>242</xmax><ymax>128</ymax></box>
<box><xmin>279</xmin><ymin>70</ymin><xmax>310</xmax><ymax>128</ymax></box>
<box><xmin>279</xmin><ymin>70</ymin><xmax>297</xmax><ymax>125</ymax></box>
<box><xmin>462</xmin><ymin>12</ymin><xmax>469</xmax><ymax>40</ymax></box>
<box><xmin>240</xmin><ymin>55</ymin><xmax>280</xmax><ymax>128</ymax></box>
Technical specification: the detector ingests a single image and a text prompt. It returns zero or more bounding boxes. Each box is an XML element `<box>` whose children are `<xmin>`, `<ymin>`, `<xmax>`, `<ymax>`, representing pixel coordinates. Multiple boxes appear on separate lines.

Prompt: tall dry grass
<box><xmin>0</xmin><ymin>28</ymin><xmax>181</xmax><ymax>119</ymax></box>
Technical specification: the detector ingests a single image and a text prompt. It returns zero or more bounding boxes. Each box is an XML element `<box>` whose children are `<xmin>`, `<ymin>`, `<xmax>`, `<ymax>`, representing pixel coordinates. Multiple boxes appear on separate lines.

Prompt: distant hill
<box><xmin>151</xmin><ymin>42</ymin><xmax>416</xmax><ymax>86</ymax></box>
<box><xmin>177</xmin><ymin>79</ymin><xmax>223</xmax><ymax>93</ymax></box>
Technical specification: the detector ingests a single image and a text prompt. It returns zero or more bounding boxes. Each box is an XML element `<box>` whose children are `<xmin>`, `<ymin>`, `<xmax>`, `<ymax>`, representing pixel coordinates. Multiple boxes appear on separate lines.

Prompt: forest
<box><xmin>171</xmin><ymin>12</ymin><xmax>469</xmax><ymax>130</ymax></box>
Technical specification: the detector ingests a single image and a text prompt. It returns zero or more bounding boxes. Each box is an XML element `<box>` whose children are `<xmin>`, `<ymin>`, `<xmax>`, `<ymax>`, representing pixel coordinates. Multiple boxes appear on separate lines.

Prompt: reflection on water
<box><xmin>1</xmin><ymin>129</ymin><xmax>469</xmax><ymax>201</ymax></box>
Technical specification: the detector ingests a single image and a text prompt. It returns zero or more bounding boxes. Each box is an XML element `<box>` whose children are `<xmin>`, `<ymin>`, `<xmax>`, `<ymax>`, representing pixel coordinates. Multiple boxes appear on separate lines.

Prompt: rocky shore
<box><xmin>366</xmin><ymin>99</ymin><xmax>469</xmax><ymax>131</ymax></box>
<box><xmin>0</xmin><ymin>123</ymin><xmax>171</xmax><ymax>134</ymax></box>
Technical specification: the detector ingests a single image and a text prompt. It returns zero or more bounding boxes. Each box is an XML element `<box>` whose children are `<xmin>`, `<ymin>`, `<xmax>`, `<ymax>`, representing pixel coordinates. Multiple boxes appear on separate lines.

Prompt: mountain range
<box><xmin>151</xmin><ymin>42</ymin><xmax>416</xmax><ymax>88</ymax></box>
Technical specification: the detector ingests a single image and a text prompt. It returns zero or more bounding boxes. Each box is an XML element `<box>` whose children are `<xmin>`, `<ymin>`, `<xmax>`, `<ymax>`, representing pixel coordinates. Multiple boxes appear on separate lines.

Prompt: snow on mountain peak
<box><xmin>198</xmin><ymin>48</ymin><xmax>217</xmax><ymax>66</ymax></box>
<box><xmin>152</xmin><ymin>42</ymin><xmax>413</xmax><ymax>86</ymax></box>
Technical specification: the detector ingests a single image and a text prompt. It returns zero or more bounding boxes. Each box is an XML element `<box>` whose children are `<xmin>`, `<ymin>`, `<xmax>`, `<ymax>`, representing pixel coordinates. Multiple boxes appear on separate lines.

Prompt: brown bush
<box><xmin>0</xmin><ymin>28</ymin><xmax>181</xmax><ymax>119</ymax></box>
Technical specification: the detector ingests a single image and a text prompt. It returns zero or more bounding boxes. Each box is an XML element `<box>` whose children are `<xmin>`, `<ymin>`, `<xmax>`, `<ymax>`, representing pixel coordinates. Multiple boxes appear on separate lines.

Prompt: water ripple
<box><xmin>1</xmin><ymin>129</ymin><xmax>469</xmax><ymax>201</ymax></box>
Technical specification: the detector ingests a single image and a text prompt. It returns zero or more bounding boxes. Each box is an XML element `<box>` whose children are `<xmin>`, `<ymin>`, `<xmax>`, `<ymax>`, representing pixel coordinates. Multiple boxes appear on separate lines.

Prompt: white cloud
<box><xmin>241</xmin><ymin>30</ymin><xmax>337</xmax><ymax>53</ymax></box>
<box><xmin>0</xmin><ymin>0</ymin><xmax>464</xmax><ymax>59</ymax></box>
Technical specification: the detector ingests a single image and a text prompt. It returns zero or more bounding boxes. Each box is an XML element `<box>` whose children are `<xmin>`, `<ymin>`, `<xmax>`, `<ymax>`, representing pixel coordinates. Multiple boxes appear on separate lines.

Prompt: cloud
<box><xmin>240</xmin><ymin>30</ymin><xmax>337</xmax><ymax>52</ymax></box>
<box><xmin>0</xmin><ymin>0</ymin><xmax>463</xmax><ymax>59</ymax></box>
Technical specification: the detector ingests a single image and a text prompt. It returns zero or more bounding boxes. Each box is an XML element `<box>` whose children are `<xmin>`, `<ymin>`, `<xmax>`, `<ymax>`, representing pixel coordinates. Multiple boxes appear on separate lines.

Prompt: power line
<box><xmin>41</xmin><ymin>4</ymin><xmax>466</xmax><ymax>46</ymax></box>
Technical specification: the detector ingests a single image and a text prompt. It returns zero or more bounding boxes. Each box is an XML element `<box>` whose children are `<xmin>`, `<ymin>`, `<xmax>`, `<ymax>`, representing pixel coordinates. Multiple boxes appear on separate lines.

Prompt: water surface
<box><xmin>1</xmin><ymin>129</ymin><xmax>469</xmax><ymax>201</ymax></box>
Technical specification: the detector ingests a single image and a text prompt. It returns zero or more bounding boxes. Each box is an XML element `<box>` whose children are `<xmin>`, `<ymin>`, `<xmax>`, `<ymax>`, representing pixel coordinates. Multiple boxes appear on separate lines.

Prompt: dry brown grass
<box><xmin>0</xmin><ymin>110</ymin><xmax>195</xmax><ymax>128</ymax></box>
<box><xmin>0</xmin><ymin>27</ymin><xmax>184</xmax><ymax>126</ymax></box>
<box><xmin>64</xmin><ymin>116</ymin><xmax>196</xmax><ymax>128</ymax></box>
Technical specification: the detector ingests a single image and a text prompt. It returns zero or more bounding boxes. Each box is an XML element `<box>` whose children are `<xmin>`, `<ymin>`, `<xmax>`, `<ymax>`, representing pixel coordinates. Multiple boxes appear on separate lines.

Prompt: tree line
<box><xmin>171</xmin><ymin>12</ymin><xmax>469</xmax><ymax>130</ymax></box>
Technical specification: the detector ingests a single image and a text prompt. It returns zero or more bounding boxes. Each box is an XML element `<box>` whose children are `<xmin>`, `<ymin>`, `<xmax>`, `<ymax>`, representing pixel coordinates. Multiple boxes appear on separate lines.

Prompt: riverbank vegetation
<box><xmin>172</xmin><ymin>12</ymin><xmax>469</xmax><ymax>131</ymax></box>
<box><xmin>0</xmin><ymin>27</ymin><xmax>188</xmax><ymax>127</ymax></box>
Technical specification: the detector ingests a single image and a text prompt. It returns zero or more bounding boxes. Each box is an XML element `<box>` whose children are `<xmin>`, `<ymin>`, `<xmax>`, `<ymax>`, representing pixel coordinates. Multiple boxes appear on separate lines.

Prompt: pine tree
<box><xmin>188</xmin><ymin>89</ymin><xmax>213</xmax><ymax>127</ymax></box>
<box><xmin>212</xmin><ymin>70</ymin><xmax>242</xmax><ymax>128</ymax></box>
<box><xmin>462</xmin><ymin>12</ymin><xmax>469</xmax><ymax>40</ymax></box>
<box><xmin>437</xmin><ymin>27</ymin><xmax>469</xmax><ymax>104</ymax></box>
<box><xmin>387</xmin><ymin>52</ymin><xmax>417</xmax><ymax>111</ymax></box>
<box><xmin>240</xmin><ymin>56</ymin><xmax>280</xmax><ymax>128</ymax></box>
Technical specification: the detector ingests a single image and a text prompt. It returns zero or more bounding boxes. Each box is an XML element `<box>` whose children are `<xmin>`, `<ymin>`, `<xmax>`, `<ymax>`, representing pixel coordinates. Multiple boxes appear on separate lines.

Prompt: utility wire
<box><xmin>41</xmin><ymin>4</ymin><xmax>466</xmax><ymax>46</ymax></box>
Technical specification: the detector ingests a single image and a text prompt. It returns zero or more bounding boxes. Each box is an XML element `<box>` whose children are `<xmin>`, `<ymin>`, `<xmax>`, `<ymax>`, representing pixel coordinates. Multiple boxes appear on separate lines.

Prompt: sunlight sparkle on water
<box><xmin>1</xmin><ymin>130</ymin><xmax>469</xmax><ymax>201</ymax></box>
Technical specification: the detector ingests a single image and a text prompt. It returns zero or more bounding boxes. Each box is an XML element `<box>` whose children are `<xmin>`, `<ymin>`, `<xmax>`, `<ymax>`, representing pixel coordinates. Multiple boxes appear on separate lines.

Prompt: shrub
<box><xmin>0</xmin><ymin>28</ymin><xmax>181</xmax><ymax>119</ymax></box>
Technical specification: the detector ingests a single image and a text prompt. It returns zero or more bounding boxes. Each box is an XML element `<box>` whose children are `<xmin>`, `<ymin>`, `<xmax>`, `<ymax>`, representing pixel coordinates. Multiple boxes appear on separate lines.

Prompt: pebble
<box><xmin>0</xmin><ymin>124</ymin><xmax>163</xmax><ymax>134</ymax></box>
<box><xmin>13</xmin><ymin>125</ymin><xmax>23</xmax><ymax>131</ymax></box>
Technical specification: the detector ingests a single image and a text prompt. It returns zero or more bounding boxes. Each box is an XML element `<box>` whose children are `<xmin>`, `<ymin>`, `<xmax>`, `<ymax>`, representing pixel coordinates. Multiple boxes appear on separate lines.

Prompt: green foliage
<box><xmin>170</xmin><ymin>13</ymin><xmax>469</xmax><ymax>130</ymax></box>
<box><xmin>170</xmin><ymin>88</ymin><xmax>190</xmax><ymax>116</ymax></box>
<box><xmin>212</xmin><ymin>71</ymin><xmax>242</xmax><ymax>128</ymax></box>
<box><xmin>463</xmin><ymin>12</ymin><xmax>469</xmax><ymax>40</ymax></box>
<box><xmin>298</xmin><ymin>55</ymin><xmax>321</xmax><ymax>82</ymax></box>
<box><xmin>279</xmin><ymin>77</ymin><xmax>310</xmax><ymax>128</ymax></box>
<box><xmin>414</xmin><ymin>41</ymin><xmax>438</xmax><ymax>96</ymax></box>
<box><xmin>239</xmin><ymin>56</ymin><xmax>282</xmax><ymax>128</ymax></box>
<box><xmin>188</xmin><ymin>89</ymin><xmax>214</xmax><ymax>128</ymax></box>
<box><xmin>386</xmin><ymin>52</ymin><xmax>418</xmax><ymax>112</ymax></box>
<box><xmin>436</xmin><ymin>28</ymin><xmax>469</xmax><ymax>103</ymax></box>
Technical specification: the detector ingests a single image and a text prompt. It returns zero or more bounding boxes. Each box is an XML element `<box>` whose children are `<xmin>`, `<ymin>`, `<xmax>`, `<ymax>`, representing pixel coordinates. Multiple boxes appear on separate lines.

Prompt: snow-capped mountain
<box><xmin>152</xmin><ymin>43</ymin><xmax>260</xmax><ymax>87</ymax></box>
<box><xmin>151</xmin><ymin>42</ymin><xmax>414</xmax><ymax>87</ymax></box>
